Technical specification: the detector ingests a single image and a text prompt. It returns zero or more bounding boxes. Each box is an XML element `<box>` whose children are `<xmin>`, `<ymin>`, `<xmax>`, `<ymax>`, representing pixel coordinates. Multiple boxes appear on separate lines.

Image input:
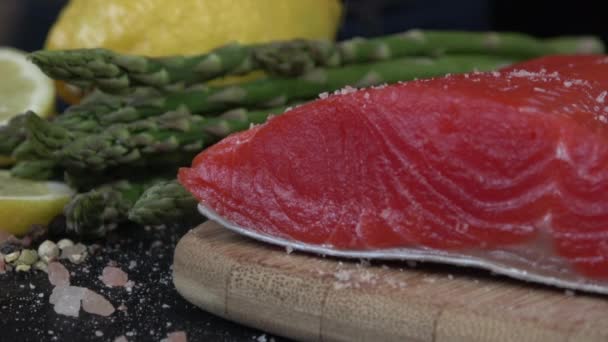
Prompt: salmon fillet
<box><xmin>180</xmin><ymin>55</ymin><xmax>608</xmax><ymax>294</ymax></box>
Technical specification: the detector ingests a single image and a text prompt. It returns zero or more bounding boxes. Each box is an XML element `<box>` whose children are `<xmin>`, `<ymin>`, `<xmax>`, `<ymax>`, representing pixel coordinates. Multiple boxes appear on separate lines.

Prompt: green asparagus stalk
<box><xmin>0</xmin><ymin>113</ymin><xmax>28</xmax><ymax>157</ymax></box>
<box><xmin>29</xmin><ymin>30</ymin><xmax>604</xmax><ymax>94</ymax></box>
<box><xmin>128</xmin><ymin>180</ymin><xmax>199</xmax><ymax>226</ymax></box>
<box><xmin>55</xmin><ymin>87</ymin><xmax>167</xmax><ymax>133</ymax></box>
<box><xmin>10</xmin><ymin>160</ymin><xmax>59</xmax><ymax>180</ymax></box>
<box><xmin>63</xmin><ymin>164</ymin><xmax>181</xmax><ymax>192</ymax></box>
<box><xmin>30</xmin><ymin>39</ymin><xmax>338</xmax><ymax>93</ymax></box>
<box><xmin>64</xmin><ymin>180</ymin><xmax>154</xmax><ymax>237</ymax></box>
<box><xmin>25</xmin><ymin>104</ymin><xmax>288</xmax><ymax>171</ymax></box>
<box><xmin>37</xmin><ymin>55</ymin><xmax>515</xmax><ymax>125</ymax></box>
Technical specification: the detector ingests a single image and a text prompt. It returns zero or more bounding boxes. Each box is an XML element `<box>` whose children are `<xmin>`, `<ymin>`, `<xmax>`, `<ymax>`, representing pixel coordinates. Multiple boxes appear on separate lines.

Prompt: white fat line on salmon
<box><xmin>197</xmin><ymin>203</ymin><xmax>608</xmax><ymax>295</ymax></box>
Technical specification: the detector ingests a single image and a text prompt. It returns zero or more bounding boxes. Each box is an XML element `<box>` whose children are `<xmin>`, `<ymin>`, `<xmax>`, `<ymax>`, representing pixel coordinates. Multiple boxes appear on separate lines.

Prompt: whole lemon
<box><xmin>46</xmin><ymin>0</ymin><xmax>343</xmax><ymax>56</ymax></box>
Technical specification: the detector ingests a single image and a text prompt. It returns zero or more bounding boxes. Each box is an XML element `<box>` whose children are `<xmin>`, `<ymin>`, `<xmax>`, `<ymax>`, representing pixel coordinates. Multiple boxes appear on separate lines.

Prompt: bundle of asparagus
<box><xmin>3</xmin><ymin>30</ymin><xmax>602</xmax><ymax>237</ymax></box>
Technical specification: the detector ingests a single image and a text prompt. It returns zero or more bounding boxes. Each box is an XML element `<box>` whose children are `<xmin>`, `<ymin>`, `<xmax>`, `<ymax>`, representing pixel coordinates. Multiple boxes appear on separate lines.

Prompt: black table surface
<box><xmin>0</xmin><ymin>223</ymin><xmax>288</xmax><ymax>342</ymax></box>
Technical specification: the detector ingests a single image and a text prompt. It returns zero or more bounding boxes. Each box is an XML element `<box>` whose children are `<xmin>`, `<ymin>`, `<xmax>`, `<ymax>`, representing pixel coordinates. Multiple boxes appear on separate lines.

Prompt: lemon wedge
<box><xmin>0</xmin><ymin>48</ymin><xmax>55</xmax><ymax>125</ymax></box>
<box><xmin>0</xmin><ymin>171</ymin><xmax>74</xmax><ymax>236</ymax></box>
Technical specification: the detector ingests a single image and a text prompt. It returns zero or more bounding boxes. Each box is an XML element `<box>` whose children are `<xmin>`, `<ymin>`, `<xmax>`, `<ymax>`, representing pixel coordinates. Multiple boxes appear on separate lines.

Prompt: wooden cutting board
<box><xmin>173</xmin><ymin>221</ymin><xmax>608</xmax><ymax>342</ymax></box>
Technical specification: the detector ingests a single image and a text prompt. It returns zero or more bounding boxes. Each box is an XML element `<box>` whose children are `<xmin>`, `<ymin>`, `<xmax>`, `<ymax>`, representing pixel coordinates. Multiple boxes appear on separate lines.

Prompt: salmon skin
<box><xmin>180</xmin><ymin>55</ymin><xmax>608</xmax><ymax>294</ymax></box>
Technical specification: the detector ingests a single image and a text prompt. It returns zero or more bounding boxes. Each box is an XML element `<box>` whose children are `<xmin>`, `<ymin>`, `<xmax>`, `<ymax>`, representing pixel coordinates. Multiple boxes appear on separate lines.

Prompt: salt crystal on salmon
<box><xmin>179</xmin><ymin>55</ymin><xmax>608</xmax><ymax>294</ymax></box>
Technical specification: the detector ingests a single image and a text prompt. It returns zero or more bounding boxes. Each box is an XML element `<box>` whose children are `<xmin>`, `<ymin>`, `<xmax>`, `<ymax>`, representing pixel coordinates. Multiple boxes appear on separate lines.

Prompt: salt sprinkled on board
<box><xmin>334</xmin><ymin>269</ymin><xmax>352</xmax><ymax>282</ymax></box>
<box><xmin>101</xmin><ymin>266</ymin><xmax>129</xmax><ymax>287</ymax></box>
<box><xmin>82</xmin><ymin>289</ymin><xmax>115</xmax><ymax>316</ymax></box>
<box><xmin>285</xmin><ymin>246</ymin><xmax>293</xmax><ymax>254</ymax></box>
<box><xmin>114</xmin><ymin>336</ymin><xmax>128</xmax><ymax>342</ymax></box>
<box><xmin>422</xmin><ymin>277</ymin><xmax>437</xmax><ymax>284</ymax></box>
<box><xmin>48</xmin><ymin>262</ymin><xmax>70</xmax><ymax>286</ymax></box>
<box><xmin>95</xmin><ymin>331</ymin><xmax>103</xmax><ymax>337</ymax></box>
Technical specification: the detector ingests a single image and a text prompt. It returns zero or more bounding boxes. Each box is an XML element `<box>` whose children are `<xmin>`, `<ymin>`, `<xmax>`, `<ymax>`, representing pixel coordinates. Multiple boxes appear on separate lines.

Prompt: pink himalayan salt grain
<box><xmin>161</xmin><ymin>331</ymin><xmax>187</xmax><ymax>342</ymax></box>
<box><xmin>101</xmin><ymin>266</ymin><xmax>129</xmax><ymax>287</ymax></box>
<box><xmin>48</xmin><ymin>262</ymin><xmax>70</xmax><ymax>286</ymax></box>
<box><xmin>82</xmin><ymin>289</ymin><xmax>115</xmax><ymax>316</ymax></box>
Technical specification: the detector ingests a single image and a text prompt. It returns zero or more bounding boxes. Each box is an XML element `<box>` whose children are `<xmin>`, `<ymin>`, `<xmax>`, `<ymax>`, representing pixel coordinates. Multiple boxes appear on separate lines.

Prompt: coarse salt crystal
<box><xmin>337</xmin><ymin>85</ymin><xmax>357</xmax><ymax>95</ymax></box>
<box><xmin>101</xmin><ymin>266</ymin><xmax>129</xmax><ymax>287</ymax></box>
<box><xmin>48</xmin><ymin>262</ymin><xmax>70</xmax><ymax>287</ymax></box>
<box><xmin>596</xmin><ymin>91</ymin><xmax>607</xmax><ymax>103</ymax></box>
<box><xmin>114</xmin><ymin>336</ymin><xmax>128</xmax><ymax>342</ymax></box>
<box><xmin>161</xmin><ymin>331</ymin><xmax>187</xmax><ymax>342</ymax></box>
<box><xmin>50</xmin><ymin>286</ymin><xmax>85</xmax><ymax>317</ymax></box>
<box><xmin>82</xmin><ymin>289</ymin><xmax>115</xmax><ymax>317</ymax></box>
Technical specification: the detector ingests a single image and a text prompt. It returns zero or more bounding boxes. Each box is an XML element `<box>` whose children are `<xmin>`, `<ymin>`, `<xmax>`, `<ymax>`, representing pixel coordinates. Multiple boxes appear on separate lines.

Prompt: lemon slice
<box><xmin>0</xmin><ymin>48</ymin><xmax>55</xmax><ymax>126</ymax></box>
<box><xmin>0</xmin><ymin>171</ymin><xmax>74</xmax><ymax>236</ymax></box>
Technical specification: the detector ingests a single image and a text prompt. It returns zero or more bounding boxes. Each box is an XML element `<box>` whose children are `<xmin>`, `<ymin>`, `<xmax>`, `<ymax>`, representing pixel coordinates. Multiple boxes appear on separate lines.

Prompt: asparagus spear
<box><xmin>29</xmin><ymin>30</ymin><xmax>603</xmax><ymax>93</ymax></box>
<box><xmin>55</xmin><ymin>88</ymin><xmax>167</xmax><ymax>133</ymax></box>
<box><xmin>25</xmin><ymin>105</ymin><xmax>288</xmax><ymax>171</ymax></box>
<box><xmin>10</xmin><ymin>160</ymin><xmax>59</xmax><ymax>180</ymax></box>
<box><xmin>34</xmin><ymin>55</ymin><xmax>515</xmax><ymax>125</ymax></box>
<box><xmin>30</xmin><ymin>40</ymin><xmax>338</xmax><ymax>93</ymax></box>
<box><xmin>64</xmin><ymin>180</ymin><xmax>152</xmax><ymax>237</ymax></box>
<box><xmin>0</xmin><ymin>114</ymin><xmax>28</xmax><ymax>156</ymax></box>
<box><xmin>128</xmin><ymin>180</ymin><xmax>199</xmax><ymax>226</ymax></box>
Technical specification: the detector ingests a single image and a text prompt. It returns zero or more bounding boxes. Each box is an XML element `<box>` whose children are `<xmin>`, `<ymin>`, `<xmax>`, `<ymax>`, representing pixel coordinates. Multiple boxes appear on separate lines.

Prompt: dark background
<box><xmin>0</xmin><ymin>0</ymin><xmax>607</xmax><ymax>51</ymax></box>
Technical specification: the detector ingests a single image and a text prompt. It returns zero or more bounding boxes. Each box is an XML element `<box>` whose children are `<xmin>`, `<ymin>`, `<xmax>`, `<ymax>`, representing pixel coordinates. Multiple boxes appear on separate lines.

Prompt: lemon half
<box><xmin>46</xmin><ymin>0</ymin><xmax>342</xmax><ymax>56</ymax></box>
<box><xmin>0</xmin><ymin>48</ymin><xmax>55</xmax><ymax>125</ymax></box>
<box><xmin>0</xmin><ymin>171</ymin><xmax>74</xmax><ymax>236</ymax></box>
